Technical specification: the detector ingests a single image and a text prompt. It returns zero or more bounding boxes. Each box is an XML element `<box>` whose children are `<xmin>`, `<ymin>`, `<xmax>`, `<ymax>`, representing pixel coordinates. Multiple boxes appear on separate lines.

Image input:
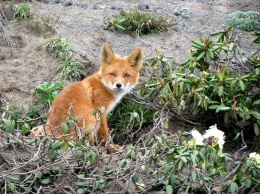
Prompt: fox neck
<box><xmin>102</xmin><ymin>80</ymin><xmax>132</xmax><ymax>113</ymax></box>
<box><xmin>105</xmin><ymin>90</ymin><xmax>127</xmax><ymax>114</ymax></box>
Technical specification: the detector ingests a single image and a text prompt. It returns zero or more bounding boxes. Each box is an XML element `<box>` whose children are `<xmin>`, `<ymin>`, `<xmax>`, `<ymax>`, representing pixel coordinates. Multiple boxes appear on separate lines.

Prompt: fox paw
<box><xmin>30</xmin><ymin>125</ymin><xmax>44</xmax><ymax>138</ymax></box>
<box><xmin>106</xmin><ymin>144</ymin><xmax>120</xmax><ymax>154</ymax></box>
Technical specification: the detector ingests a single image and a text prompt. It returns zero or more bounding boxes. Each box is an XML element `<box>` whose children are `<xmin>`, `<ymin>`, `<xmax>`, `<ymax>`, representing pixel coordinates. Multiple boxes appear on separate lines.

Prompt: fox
<box><xmin>32</xmin><ymin>43</ymin><xmax>143</xmax><ymax>153</ymax></box>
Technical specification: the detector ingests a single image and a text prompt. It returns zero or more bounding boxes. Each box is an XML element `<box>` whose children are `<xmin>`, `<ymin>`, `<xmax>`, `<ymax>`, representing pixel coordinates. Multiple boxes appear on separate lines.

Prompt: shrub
<box><xmin>31</xmin><ymin>81</ymin><xmax>64</xmax><ymax>103</ymax></box>
<box><xmin>105</xmin><ymin>10</ymin><xmax>170</xmax><ymax>36</ymax></box>
<box><xmin>228</xmin><ymin>11</ymin><xmax>260</xmax><ymax>32</ymax></box>
<box><xmin>139</xmin><ymin>26</ymin><xmax>260</xmax><ymax>144</ymax></box>
<box><xmin>0</xmin><ymin>118</ymin><xmax>259</xmax><ymax>193</ymax></box>
<box><xmin>173</xmin><ymin>6</ymin><xmax>190</xmax><ymax>19</ymax></box>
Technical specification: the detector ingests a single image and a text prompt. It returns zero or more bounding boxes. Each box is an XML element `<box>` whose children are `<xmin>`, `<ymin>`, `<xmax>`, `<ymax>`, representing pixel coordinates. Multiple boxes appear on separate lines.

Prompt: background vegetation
<box><xmin>0</xmin><ymin>2</ymin><xmax>259</xmax><ymax>194</ymax></box>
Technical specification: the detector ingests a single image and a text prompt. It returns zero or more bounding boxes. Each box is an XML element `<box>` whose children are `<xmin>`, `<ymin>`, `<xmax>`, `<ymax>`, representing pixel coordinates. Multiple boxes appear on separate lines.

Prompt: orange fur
<box><xmin>32</xmin><ymin>43</ymin><xmax>143</xmax><ymax>153</ymax></box>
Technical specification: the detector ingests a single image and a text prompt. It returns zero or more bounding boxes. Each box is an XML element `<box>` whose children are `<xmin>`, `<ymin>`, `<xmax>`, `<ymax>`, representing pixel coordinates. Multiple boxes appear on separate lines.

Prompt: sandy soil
<box><xmin>0</xmin><ymin>0</ymin><xmax>259</xmax><ymax>110</ymax></box>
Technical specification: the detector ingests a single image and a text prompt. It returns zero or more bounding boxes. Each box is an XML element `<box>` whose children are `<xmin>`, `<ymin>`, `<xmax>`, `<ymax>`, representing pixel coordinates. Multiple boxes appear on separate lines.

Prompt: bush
<box><xmin>139</xmin><ymin>26</ymin><xmax>260</xmax><ymax>144</ymax></box>
<box><xmin>0</xmin><ymin>116</ymin><xmax>259</xmax><ymax>193</ymax></box>
<box><xmin>31</xmin><ymin>81</ymin><xmax>64</xmax><ymax>103</ymax></box>
<box><xmin>228</xmin><ymin>11</ymin><xmax>260</xmax><ymax>32</ymax></box>
<box><xmin>0</xmin><ymin>26</ymin><xmax>259</xmax><ymax>194</ymax></box>
<box><xmin>105</xmin><ymin>10</ymin><xmax>170</xmax><ymax>36</ymax></box>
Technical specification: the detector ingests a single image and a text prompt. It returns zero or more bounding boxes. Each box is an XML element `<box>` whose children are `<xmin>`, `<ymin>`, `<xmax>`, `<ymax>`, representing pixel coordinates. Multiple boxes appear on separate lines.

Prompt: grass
<box><xmin>108</xmin><ymin>98</ymin><xmax>155</xmax><ymax>140</ymax></box>
<box><xmin>58</xmin><ymin>53</ymin><xmax>87</xmax><ymax>81</ymax></box>
<box><xmin>13</xmin><ymin>3</ymin><xmax>32</xmax><ymax>20</ymax></box>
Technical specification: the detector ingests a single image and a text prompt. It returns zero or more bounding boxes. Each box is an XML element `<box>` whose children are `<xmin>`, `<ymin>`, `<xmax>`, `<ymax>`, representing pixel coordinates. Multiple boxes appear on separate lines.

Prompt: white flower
<box><xmin>203</xmin><ymin>125</ymin><xmax>225</xmax><ymax>149</ymax></box>
<box><xmin>249</xmin><ymin>152</ymin><xmax>260</xmax><ymax>165</ymax></box>
<box><xmin>191</xmin><ymin>130</ymin><xmax>204</xmax><ymax>145</ymax></box>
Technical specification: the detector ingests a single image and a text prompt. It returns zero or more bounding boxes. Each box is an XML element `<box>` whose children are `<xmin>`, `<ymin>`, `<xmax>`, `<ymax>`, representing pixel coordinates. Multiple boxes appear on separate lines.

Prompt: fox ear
<box><xmin>100</xmin><ymin>43</ymin><xmax>116</xmax><ymax>65</ymax></box>
<box><xmin>127</xmin><ymin>47</ymin><xmax>143</xmax><ymax>71</ymax></box>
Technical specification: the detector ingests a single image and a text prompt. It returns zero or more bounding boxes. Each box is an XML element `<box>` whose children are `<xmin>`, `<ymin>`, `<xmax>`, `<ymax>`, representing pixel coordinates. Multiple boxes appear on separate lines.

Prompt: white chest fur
<box><xmin>106</xmin><ymin>91</ymin><xmax>127</xmax><ymax>113</ymax></box>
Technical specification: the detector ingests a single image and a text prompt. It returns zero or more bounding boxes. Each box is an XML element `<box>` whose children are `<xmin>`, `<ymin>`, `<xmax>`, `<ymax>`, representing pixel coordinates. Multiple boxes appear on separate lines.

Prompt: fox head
<box><xmin>99</xmin><ymin>43</ymin><xmax>143</xmax><ymax>97</ymax></box>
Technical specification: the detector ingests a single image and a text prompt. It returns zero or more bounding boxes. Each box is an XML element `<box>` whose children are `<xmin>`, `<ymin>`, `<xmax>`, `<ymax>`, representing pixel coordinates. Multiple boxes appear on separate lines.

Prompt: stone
<box><xmin>93</xmin><ymin>4</ymin><xmax>98</xmax><ymax>9</ymax></box>
<box><xmin>64</xmin><ymin>0</ymin><xmax>72</xmax><ymax>6</ymax></box>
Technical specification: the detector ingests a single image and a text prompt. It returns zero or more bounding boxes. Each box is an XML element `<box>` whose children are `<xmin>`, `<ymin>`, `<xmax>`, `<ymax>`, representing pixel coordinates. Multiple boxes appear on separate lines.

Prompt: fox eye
<box><xmin>110</xmin><ymin>73</ymin><xmax>116</xmax><ymax>76</ymax></box>
<box><xmin>124</xmin><ymin>73</ymin><xmax>130</xmax><ymax>78</ymax></box>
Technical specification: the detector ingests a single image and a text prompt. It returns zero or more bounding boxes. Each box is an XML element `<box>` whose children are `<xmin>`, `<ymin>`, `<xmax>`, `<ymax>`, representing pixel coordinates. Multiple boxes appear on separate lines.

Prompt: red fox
<box><xmin>32</xmin><ymin>43</ymin><xmax>143</xmax><ymax>153</ymax></box>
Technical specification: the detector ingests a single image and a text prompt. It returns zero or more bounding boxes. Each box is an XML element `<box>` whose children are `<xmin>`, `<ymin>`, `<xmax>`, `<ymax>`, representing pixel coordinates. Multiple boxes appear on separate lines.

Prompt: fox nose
<box><xmin>116</xmin><ymin>83</ymin><xmax>122</xmax><ymax>88</ymax></box>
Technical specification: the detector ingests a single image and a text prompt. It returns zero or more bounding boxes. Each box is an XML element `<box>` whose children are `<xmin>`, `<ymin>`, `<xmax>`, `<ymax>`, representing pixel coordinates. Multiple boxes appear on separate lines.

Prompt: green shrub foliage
<box><xmin>105</xmin><ymin>10</ymin><xmax>170</xmax><ymax>36</ymax></box>
<box><xmin>13</xmin><ymin>3</ymin><xmax>32</xmax><ymax>20</ymax></box>
<box><xmin>228</xmin><ymin>11</ymin><xmax>260</xmax><ymax>32</ymax></box>
<box><xmin>0</xmin><ymin>27</ymin><xmax>259</xmax><ymax>194</ymax></box>
<box><xmin>139</xmin><ymin>26</ymin><xmax>260</xmax><ymax>140</ymax></box>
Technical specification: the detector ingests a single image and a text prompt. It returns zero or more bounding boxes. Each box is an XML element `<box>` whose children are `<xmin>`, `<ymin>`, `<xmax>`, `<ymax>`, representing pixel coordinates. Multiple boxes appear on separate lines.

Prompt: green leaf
<box><xmin>166</xmin><ymin>185</ymin><xmax>173</xmax><ymax>194</ymax></box>
<box><xmin>60</xmin><ymin>163</ymin><xmax>68</xmax><ymax>171</ymax></box>
<box><xmin>233</xmin><ymin>133</ymin><xmax>241</xmax><ymax>141</ymax></box>
<box><xmin>146</xmin><ymin>138</ymin><xmax>154</xmax><ymax>146</ymax></box>
<box><xmin>100</xmin><ymin>106</ymin><xmax>106</xmax><ymax>113</ymax></box>
<box><xmin>4</xmin><ymin>119</ymin><xmax>15</xmax><ymax>133</ymax></box>
<box><xmin>0</xmin><ymin>142</ymin><xmax>3</xmax><ymax>149</ymax></box>
<box><xmin>119</xmin><ymin>159</ymin><xmax>127</xmax><ymax>168</ymax></box>
<box><xmin>191</xmin><ymin>171</ymin><xmax>197</xmax><ymax>181</ymax></box>
<box><xmin>51</xmin><ymin>141</ymin><xmax>63</xmax><ymax>151</ymax></box>
<box><xmin>49</xmin><ymin>150</ymin><xmax>58</xmax><ymax>162</ymax></box>
<box><xmin>206</xmin><ymin>50</ymin><xmax>213</xmax><ymax>62</ymax></box>
<box><xmin>163</xmin><ymin>165</ymin><xmax>174</xmax><ymax>175</ymax></box>
<box><xmin>163</xmin><ymin>120</ymin><xmax>169</xmax><ymax>129</ymax></box>
<box><xmin>61</xmin><ymin>122</ymin><xmax>69</xmax><ymax>134</ymax></box>
<box><xmin>230</xmin><ymin>182</ymin><xmax>238</xmax><ymax>194</ymax></box>
<box><xmin>208</xmin><ymin>105</ymin><xmax>220</xmax><ymax>110</ymax></box>
<box><xmin>254</xmin><ymin>123</ymin><xmax>259</xmax><ymax>136</ymax></box>
<box><xmin>217</xmin><ymin>106</ymin><xmax>231</xmax><ymax>112</ymax></box>
<box><xmin>196</xmin><ymin>51</ymin><xmax>205</xmax><ymax>61</ymax></box>
<box><xmin>77</xmin><ymin>188</ymin><xmax>84</xmax><ymax>194</ymax></box>
<box><xmin>192</xmin><ymin>40</ymin><xmax>204</xmax><ymax>48</ymax></box>
<box><xmin>118</xmin><ymin>18</ymin><xmax>125</xmax><ymax>23</ymax></box>
<box><xmin>76</xmin><ymin>150</ymin><xmax>84</xmax><ymax>159</ymax></box>
<box><xmin>245</xmin><ymin>179</ymin><xmax>251</xmax><ymax>188</ymax></box>
<box><xmin>7</xmin><ymin>183</ymin><xmax>15</xmax><ymax>192</ymax></box>
<box><xmin>131</xmin><ymin>173</ymin><xmax>140</xmax><ymax>183</ymax></box>
<box><xmin>218</xmin><ymin>86</ymin><xmax>224</xmax><ymax>96</ymax></box>
<box><xmin>68</xmin><ymin>141</ymin><xmax>76</xmax><ymax>147</ymax></box>
<box><xmin>237</xmin><ymin>46</ymin><xmax>242</xmax><ymax>57</ymax></box>
<box><xmin>181</xmin><ymin>59</ymin><xmax>191</xmax><ymax>65</ymax></box>
<box><xmin>253</xmin><ymin>99</ymin><xmax>260</xmax><ymax>105</ymax></box>
<box><xmin>88</xmin><ymin>151</ymin><xmax>97</xmax><ymax>163</ymax></box>
<box><xmin>75</xmin><ymin>181</ymin><xmax>90</xmax><ymax>187</ymax></box>
<box><xmin>210</xmin><ymin>30</ymin><xmax>224</xmax><ymax>36</ymax></box>
<box><xmin>249</xmin><ymin>111</ymin><xmax>260</xmax><ymax>119</ymax></box>
<box><xmin>180</xmin><ymin>156</ymin><xmax>187</xmax><ymax>163</ymax></box>
<box><xmin>41</xmin><ymin>178</ymin><xmax>51</xmax><ymax>185</ymax></box>
<box><xmin>28</xmin><ymin>139</ymin><xmax>36</xmax><ymax>145</ymax></box>
<box><xmin>35</xmin><ymin>171</ymin><xmax>42</xmax><ymax>179</ymax></box>
<box><xmin>115</xmin><ymin>24</ymin><xmax>125</xmax><ymax>30</ymax></box>
<box><xmin>239</xmin><ymin>80</ymin><xmax>245</xmax><ymax>91</ymax></box>
<box><xmin>246</xmin><ymin>160</ymin><xmax>251</xmax><ymax>167</ymax></box>
<box><xmin>61</xmin><ymin>142</ymin><xmax>69</xmax><ymax>152</ymax></box>
<box><xmin>195</xmin><ymin>87</ymin><xmax>204</xmax><ymax>92</ymax></box>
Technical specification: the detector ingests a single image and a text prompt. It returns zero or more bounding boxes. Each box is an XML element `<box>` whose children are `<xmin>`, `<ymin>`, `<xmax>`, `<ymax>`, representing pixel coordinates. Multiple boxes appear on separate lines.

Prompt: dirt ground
<box><xmin>0</xmin><ymin>0</ymin><xmax>259</xmax><ymax>111</ymax></box>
